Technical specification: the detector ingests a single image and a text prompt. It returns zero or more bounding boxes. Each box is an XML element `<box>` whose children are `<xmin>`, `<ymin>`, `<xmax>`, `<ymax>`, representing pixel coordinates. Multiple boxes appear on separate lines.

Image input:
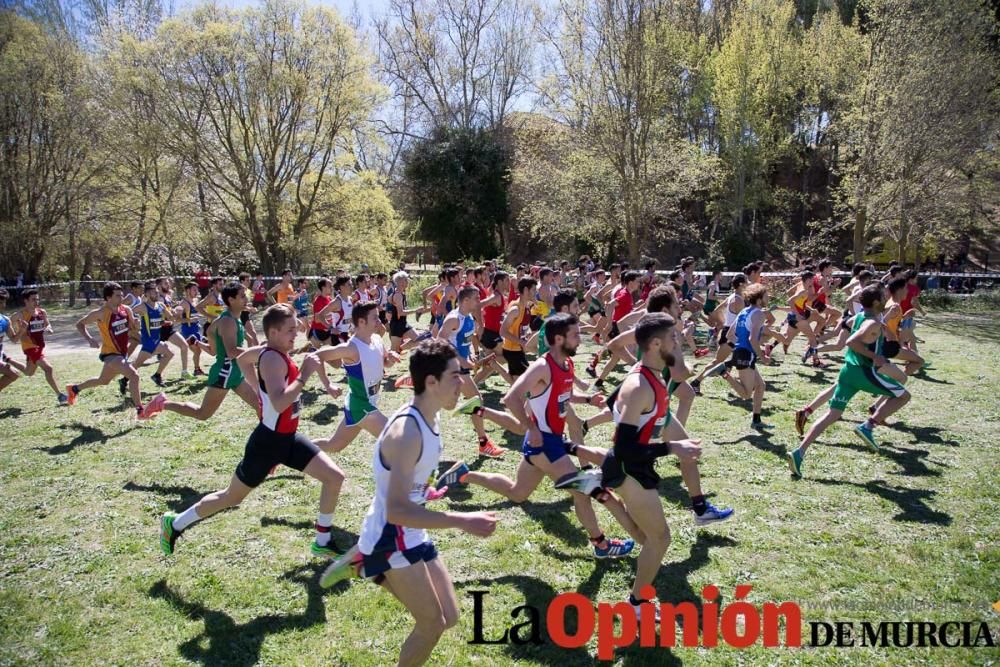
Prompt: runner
<box><xmin>0</xmin><ymin>289</ymin><xmax>24</xmax><ymax>394</ymax></box>
<box><xmin>237</xmin><ymin>272</ymin><xmax>262</xmax><ymax>346</ymax></box>
<box><xmin>318</xmin><ymin>339</ymin><xmax>497</xmax><ymax>667</ymax></box>
<box><xmin>159</xmin><ymin>304</ymin><xmax>348</xmax><ymax>558</ymax></box>
<box><xmin>786</xmin><ymin>284</ymin><xmax>911</xmax><ymax>477</ymax></box>
<box><xmin>251</xmin><ymin>271</ymin><xmax>268</xmax><ymax>311</ymax></box>
<box><xmin>312</xmin><ymin>303</ymin><xmax>402</xmax><ymax>453</ymax></box>
<box><xmin>329</xmin><ymin>276</ymin><xmax>355</xmax><ymax>344</ymax></box>
<box><xmin>65</xmin><ymin>282</ymin><xmax>150</xmax><ymax>418</ymax></box>
<box><xmin>898</xmin><ymin>270</ymin><xmax>926</xmax><ymax>356</ymax></box>
<box><xmin>499</xmin><ymin>277</ymin><xmax>537</xmax><ymax>380</ymax></box>
<box><xmin>816</xmin><ymin>271</ymin><xmax>874</xmax><ymax>353</ymax></box>
<box><xmin>11</xmin><ymin>289</ymin><xmax>68</xmax><ymax>403</ymax></box>
<box><xmin>439</xmin><ymin>286</ymin><xmax>520</xmax><ymax>458</ymax></box>
<box><xmin>472</xmin><ymin>271</ymin><xmax>513</xmax><ymax>385</ymax></box>
<box><xmin>436</xmin><ymin>314</ymin><xmax>641</xmax><ymax>560</ymax></box>
<box><xmin>153</xmin><ymin>282</ymin><xmax>258</xmax><ymax>420</ymax></box>
<box><xmin>267</xmin><ymin>269</ymin><xmax>297</xmax><ymax>307</ymax></box>
<box><xmin>130</xmin><ymin>281</ymin><xmax>175</xmax><ymax>388</ymax></box>
<box><xmin>178</xmin><ymin>281</ymin><xmax>210</xmax><ymax>376</ymax></box>
<box><xmin>156</xmin><ymin>277</ymin><xmax>192</xmax><ymax>376</ymax></box>
<box><xmin>386</xmin><ymin>272</ymin><xmax>431</xmax><ymax>354</ymax></box>
<box><xmin>586</xmin><ymin>270</ymin><xmax>641</xmax><ymax>378</ymax></box>
<box><xmin>690</xmin><ymin>274</ymin><xmax>747</xmax><ymax>392</ymax></box>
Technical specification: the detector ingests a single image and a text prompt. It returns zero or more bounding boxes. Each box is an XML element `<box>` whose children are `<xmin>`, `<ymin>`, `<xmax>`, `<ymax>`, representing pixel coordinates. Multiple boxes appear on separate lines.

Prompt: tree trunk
<box><xmin>853</xmin><ymin>206</ymin><xmax>866</xmax><ymax>264</ymax></box>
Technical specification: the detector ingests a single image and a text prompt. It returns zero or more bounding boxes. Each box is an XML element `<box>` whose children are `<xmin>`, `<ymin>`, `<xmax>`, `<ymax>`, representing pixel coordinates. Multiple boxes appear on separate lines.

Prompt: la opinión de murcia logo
<box><xmin>468</xmin><ymin>587</ymin><xmax>999</xmax><ymax>659</ymax></box>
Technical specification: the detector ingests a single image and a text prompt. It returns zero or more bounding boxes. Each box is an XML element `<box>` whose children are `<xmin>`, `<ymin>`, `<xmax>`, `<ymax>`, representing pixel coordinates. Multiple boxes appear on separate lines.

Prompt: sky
<box><xmin>173</xmin><ymin>0</ymin><xmax>393</xmax><ymax>20</ymax></box>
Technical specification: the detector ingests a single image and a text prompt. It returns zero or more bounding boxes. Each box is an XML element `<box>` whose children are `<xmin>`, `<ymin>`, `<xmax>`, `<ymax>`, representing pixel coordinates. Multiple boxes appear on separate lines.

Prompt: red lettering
<box><xmin>596</xmin><ymin>601</ymin><xmax>637</xmax><ymax>660</ymax></box>
<box><xmin>762</xmin><ymin>602</ymin><xmax>802</xmax><ymax>647</ymax></box>
<box><xmin>546</xmin><ymin>593</ymin><xmax>594</xmax><ymax>648</ymax></box>
<box><xmin>702</xmin><ymin>584</ymin><xmax>719</xmax><ymax>647</ymax></box>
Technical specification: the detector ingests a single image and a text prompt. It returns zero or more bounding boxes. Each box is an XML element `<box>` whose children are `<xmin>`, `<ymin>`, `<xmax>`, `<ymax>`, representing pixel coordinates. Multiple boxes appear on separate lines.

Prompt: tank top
<box><xmin>275</xmin><ymin>284</ymin><xmax>296</xmax><ymax>305</ymax></box>
<box><xmin>99</xmin><ymin>306</ymin><xmax>131</xmax><ymax>357</ymax></box>
<box><xmin>812</xmin><ymin>276</ymin><xmax>827</xmax><ymax>304</ymax></box>
<box><xmin>183</xmin><ymin>299</ymin><xmax>200</xmax><ymax>325</ymax></box>
<box><xmin>353</xmin><ymin>288</ymin><xmax>370</xmax><ymax>305</ymax></box>
<box><xmin>359</xmin><ymin>403</ymin><xmax>441</xmax><ymax>554</ymax></box>
<box><xmin>733</xmin><ymin>306</ymin><xmax>762</xmax><ymax>352</ymax></box>
<box><xmin>336</xmin><ymin>296</ymin><xmax>353</xmax><ymax>333</ymax></box>
<box><xmin>204</xmin><ymin>293</ymin><xmax>225</xmax><ymax>320</ymax></box>
<box><xmin>723</xmin><ymin>293</ymin><xmax>742</xmax><ymax>328</ymax></box>
<box><xmin>139</xmin><ymin>302</ymin><xmax>164</xmax><ymax>340</ymax></box>
<box><xmin>501</xmin><ymin>303</ymin><xmax>527</xmax><ymax>352</ymax></box>
<box><xmin>612</xmin><ymin>364</ymin><xmax>669</xmax><ymax>443</ymax></box>
<box><xmin>387</xmin><ymin>287</ymin><xmax>407</xmax><ymax>326</ymax></box>
<box><xmin>312</xmin><ymin>294</ymin><xmax>332</xmax><ymax>332</ymax></box>
<box><xmin>345</xmin><ymin>335</ymin><xmax>384</xmax><ymax>402</ymax></box>
<box><xmin>447</xmin><ymin>311</ymin><xmax>475</xmax><ymax>360</ymax></box>
<box><xmin>844</xmin><ymin>312</ymin><xmax>882</xmax><ymax>368</ymax></box>
<box><xmin>791</xmin><ymin>292</ymin><xmax>810</xmax><ymax>316</ymax></box>
<box><xmin>257</xmin><ymin>348</ymin><xmax>300</xmax><ymax>434</ymax></box>
<box><xmin>884</xmin><ymin>303</ymin><xmax>902</xmax><ymax>337</ymax></box>
<box><xmin>212</xmin><ymin>311</ymin><xmax>245</xmax><ymax>363</ymax></box>
<box><xmin>20</xmin><ymin>308</ymin><xmax>46</xmax><ymax>350</ymax></box>
<box><xmin>252</xmin><ymin>279</ymin><xmax>267</xmax><ymax>301</ymax></box>
<box><xmin>375</xmin><ymin>285</ymin><xmax>388</xmax><ymax>309</ymax></box>
<box><xmin>482</xmin><ymin>292</ymin><xmax>507</xmax><ymax>331</ymax></box>
<box><xmin>527</xmin><ymin>353</ymin><xmax>574</xmax><ymax>435</ymax></box>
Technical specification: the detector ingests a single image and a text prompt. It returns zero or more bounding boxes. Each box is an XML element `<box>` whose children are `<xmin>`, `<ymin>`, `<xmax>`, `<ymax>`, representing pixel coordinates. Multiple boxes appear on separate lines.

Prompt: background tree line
<box><xmin>1</xmin><ymin>0</ymin><xmax>998</xmax><ymax>283</ymax></box>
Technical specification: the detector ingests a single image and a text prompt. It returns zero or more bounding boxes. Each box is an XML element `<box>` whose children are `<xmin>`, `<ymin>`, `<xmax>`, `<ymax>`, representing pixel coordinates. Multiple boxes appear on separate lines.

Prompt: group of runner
<box><xmin>0</xmin><ymin>258</ymin><xmax>930</xmax><ymax>666</ymax></box>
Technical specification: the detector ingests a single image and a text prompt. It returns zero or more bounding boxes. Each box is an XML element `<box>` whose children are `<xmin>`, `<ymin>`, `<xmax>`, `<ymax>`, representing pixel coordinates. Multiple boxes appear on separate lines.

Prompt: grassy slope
<box><xmin>0</xmin><ymin>312</ymin><xmax>998</xmax><ymax>666</ymax></box>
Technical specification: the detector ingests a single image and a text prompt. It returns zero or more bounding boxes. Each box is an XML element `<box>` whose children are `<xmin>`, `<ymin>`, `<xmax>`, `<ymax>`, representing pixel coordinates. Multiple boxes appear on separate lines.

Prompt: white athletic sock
<box><xmin>173</xmin><ymin>506</ymin><xmax>202</xmax><ymax>532</ymax></box>
<box><xmin>315</xmin><ymin>512</ymin><xmax>334</xmax><ymax>545</ymax></box>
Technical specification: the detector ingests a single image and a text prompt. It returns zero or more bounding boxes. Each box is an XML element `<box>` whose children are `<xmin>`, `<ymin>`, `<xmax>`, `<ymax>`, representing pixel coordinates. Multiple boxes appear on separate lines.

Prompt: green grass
<box><xmin>1</xmin><ymin>312</ymin><xmax>998</xmax><ymax>666</ymax></box>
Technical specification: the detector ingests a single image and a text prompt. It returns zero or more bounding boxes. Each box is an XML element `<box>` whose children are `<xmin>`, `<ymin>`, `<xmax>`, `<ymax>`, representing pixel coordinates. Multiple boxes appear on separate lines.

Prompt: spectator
<box><xmin>926</xmin><ymin>274</ymin><xmax>939</xmax><ymax>290</ymax></box>
<box><xmin>194</xmin><ymin>267</ymin><xmax>211</xmax><ymax>297</ymax></box>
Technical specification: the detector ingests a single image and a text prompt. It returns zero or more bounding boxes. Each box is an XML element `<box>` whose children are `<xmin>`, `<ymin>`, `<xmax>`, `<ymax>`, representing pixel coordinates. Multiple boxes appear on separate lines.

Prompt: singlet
<box><xmin>182</xmin><ymin>299</ymin><xmax>200</xmax><ymax>325</ymax></box>
<box><xmin>275</xmin><ymin>284</ymin><xmax>296</xmax><ymax>305</ymax></box>
<box><xmin>844</xmin><ymin>312</ymin><xmax>882</xmax><ymax>368</ymax></box>
<box><xmin>900</xmin><ymin>284</ymin><xmax>920</xmax><ymax>313</ymax></box>
<box><xmin>257</xmin><ymin>347</ymin><xmax>300</xmax><ymax>434</ymax></box>
<box><xmin>252</xmin><ymin>279</ymin><xmax>267</xmax><ymax>301</ymax></box>
<box><xmin>387</xmin><ymin>287</ymin><xmax>407</xmax><ymax>326</ymax></box>
<box><xmin>884</xmin><ymin>303</ymin><xmax>902</xmax><ymax>338</ymax></box>
<box><xmin>123</xmin><ymin>293</ymin><xmax>141</xmax><ymax>309</ymax></box>
<box><xmin>358</xmin><ymin>403</ymin><xmax>442</xmax><ymax>554</ymax></box>
<box><xmin>204</xmin><ymin>293</ymin><xmax>225</xmax><ymax>320</ymax></box>
<box><xmin>612</xmin><ymin>286</ymin><xmax>633</xmax><ymax>322</ymax></box>
<box><xmin>533</xmin><ymin>291</ymin><xmax>551</xmax><ymax>318</ymax></box>
<box><xmin>312</xmin><ymin>294</ymin><xmax>332</xmax><ymax>332</ymax></box>
<box><xmin>20</xmin><ymin>308</ymin><xmax>46</xmax><ymax>351</ymax></box>
<box><xmin>723</xmin><ymin>293</ymin><xmax>742</xmax><ymax>328</ymax></box>
<box><xmin>812</xmin><ymin>276</ymin><xmax>827</xmax><ymax>304</ymax></box>
<box><xmin>212</xmin><ymin>311</ymin><xmax>245</xmax><ymax>364</ymax></box>
<box><xmin>293</xmin><ymin>290</ymin><xmax>310</xmax><ymax>313</ymax></box>
<box><xmin>336</xmin><ymin>296</ymin><xmax>353</xmax><ymax>333</ymax></box>
<box><xmin>375</xmin><ymin>285</ymin><xmax>388</xmax><ymax>309</ymax></box>
<box><xmin>344</xmin><ymin>335</ymin><xmax>384</xmax><ymax>403</ymax></box>
<box><xmin>733</xmin><ymin>306</ymin><xmax>762</xmax><ymax>352</ymax></box>
<box><xmin>527</xmin><ymin>353</ymin><xmax>574</xmax><ymax>435</ymax></box>
<box><xmin>501</xmin><ymin>303</ymin><xmax>528</xmax><ymax>352</ymax></box>
<box><xmin>98</xmin><ymin>306</ymin><xmax>131</xmax><ymax>357</ymax></box>
<box><xmin>0</xmin><ymin>314</ymin><xmax>9</xmax><ymax>355</ymax></box>
<box><xmin>612</xmin><ymin>364</ymin><xmax>669</xmax><ymax>443</ymax></box>
<box><xmin>353</xmin><ymin>288</ymin><xmax>370</xmax><ymax>305</ymax></box>
<box><xmin>139</xmin><ymin>302</ymin><xmax>163</xmax><ymax>342</ymax></box>
<box><xmin>447</xmin><ymin>311</ymin><xmax>476</xmax><ymax>360</ymax></box>
<box><xmin>482</xmin><ymin>291</ymin><xmax>507</xmax><ymax>332</ymax></box>
<box><xmin>791</xmin><ymin>292</ymin><xmax>810</xmax><ymax>316</ymax></box>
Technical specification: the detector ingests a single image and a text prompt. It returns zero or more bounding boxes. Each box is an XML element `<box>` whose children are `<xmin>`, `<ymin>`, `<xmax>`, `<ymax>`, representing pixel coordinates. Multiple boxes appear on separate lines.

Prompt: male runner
<box><xmin>386</xmin><ymin>272</ymin><xmax>431</xmax><ymax>354</ymax></box>
<box><xmin>159</xmin><ymin>304</ymin><xmax>348</xmax><ymax>557</ymax></box>
<box><xmin>0</xmin><ymin>289</ymin><xmax>24</xmax><ymax>393</ymax></box>
<box><xmin>178</xmin><ymin>281</ymin><xmax>210</xmax><ymax>376</ymax></box>
<box><xmin>12</xmin><ymin>289</ymin><xmax>68</xmax><ymax>403</ymax></box>
<box><xmin>130</xmin><ymin>282</ymin><xmax>175</xmax><ymax>388</ymax></box>
<box><xmin>499</xmin><ymin>277</ymin><xmax>537</xmax><ymax>380</ymax></box>
<box><xmin>318</xmin><ymin>339</ymin><xmax>497</xmax><ymax>667</ymax></box>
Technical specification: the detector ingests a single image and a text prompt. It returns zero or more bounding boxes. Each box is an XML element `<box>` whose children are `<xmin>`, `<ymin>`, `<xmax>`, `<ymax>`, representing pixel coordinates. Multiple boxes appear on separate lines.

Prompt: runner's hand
<box><xmin>384</xmin><ymin>351</ymin><xmax>402</xmax><ymax>367</ymax></box>
<box><xmin>527</xmin><ymin>426</ymin><xmax>543</xmax><ymax>447</ymax></box>
<box><xmin>669</xmin><ymin>439</ymin><xmax>702</xmax><ymax>461</ymax></box>
<box><xmin>459</xmin><ymin>511</ymin><xmax>497</xmax><ymax>537</ymax></box>
<box><xmin>88</xmin><ymin>338</ymin><xmax>100</xmax><ymax>349</ymax></box>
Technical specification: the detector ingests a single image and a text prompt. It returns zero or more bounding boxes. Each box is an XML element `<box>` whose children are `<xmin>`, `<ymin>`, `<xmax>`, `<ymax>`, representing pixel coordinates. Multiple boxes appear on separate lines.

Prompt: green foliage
<box><xmin>402</xmin><ymin>126</ymin><xmax>509</xmax><ymax>262</ymax></box>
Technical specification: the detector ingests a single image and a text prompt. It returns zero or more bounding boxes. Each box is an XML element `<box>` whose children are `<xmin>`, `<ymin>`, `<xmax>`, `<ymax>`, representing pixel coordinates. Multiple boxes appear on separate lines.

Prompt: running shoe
<box><xmin>151</xmin><ymin>372</ymin><xmax>164</xmax><ymax>388</ymax></box>
<box><xmin>694</xmin><ymin>348</ymin><xmax>710</xmax><ymax>358</ymax></box>
<box><xmin>786</xmin><ymin>448</ymin><xmax>804</xmax><ymax>478</ymax></box>
<box><xmin>750</xmin><ymin>420</ymin><xmax>772</xmax><ymax>432</ymax></box>
<box><xmin>694</xmin><ymin>502</ymin><xmax>734</xmax><ymax>526</ymax></box>
<box><xmin>144</xmin><ymin>392</ymin><xmax>167</xmax><ymax>418</ymax></box>
<box><xmin>394</xmin><ymin>375</ymin><xmax>414</xmax><ymax>389</ymax></box>
<box><xmin>311</xmin><ymin>538</ymin><xmax>346</xmax><ymax>557</ymax></box>
<box><xmin>160</xmin><ymin>512</ymin><xmax>180</xmax><ymax>555</ymax></box>
<box><xmin>65</xmin><ymin>384</ymin><xmax>78</xmax><ymax>406</ymax></box>
<box><xmin>181</xmin><ymin>370</ymin><xmax>193</xmax><ymax>379</ymax></box>
<box><xmin>415</xmin><ymin>331</ymin><xmax>433</xmax><ymax>342</ymax></box>
<box><xmin>455</xmin><ymin>396</ymin><xmax>482</xmax><ymax>415</ymax></box>
<box><xmin>478</xmin><ymin>440</ymin><xmax>505</xmax><ymax>458</ymax></box>
<box><xmin>585</xmin><ymin>364</ymin><xmax>597</xmax><ymax>379</ymax></box>
<box><xmin>854</xmin><ymin>423</ymin><xmax>879</xmax><ymax>451</ymax></box>
<box><xmin>594</xmin><ymin>537</ymin><xmax>635</xmax><ymax>559</ymax></box>
<box><xmin>554</xmin><ymin>468</ymin><xmax>603</xmax><ymax>496</ymax></box>
<box><xmin>425</xmin><ymin>486</ymin><xmax>448</xmax><ymax>502</ymax></box>
<box><xmin>58</xmin><ymin>392</ymin><xmax>69</xmax><ymax>405</ymax></box>
<box><xmin>704</xmin><ymin>361</ymin><xmax>728</xmax><ymax>378</ymax></box>
<box><xmin>319</xmin><ymin>544</ymin><xmax>362</xmax><ymax>589</ymax></box>
<box><xmin>801</xmin><ymin>346</ymin><xmax>814</xmax><ymax>363</ymax></box>
<box><xmin>435</xmin><ymin>461</ymin><xmax>469</xmax><ymax>490</ymax></box>
<box><xmin>193</xmin><ymin>368</ymin><xmax>205</xmax><ymax>376</ymax></box>
<box><xmin>631</xmin><ymin>598</ymin><xmax>661</xmax><ymax>623</ymax></box>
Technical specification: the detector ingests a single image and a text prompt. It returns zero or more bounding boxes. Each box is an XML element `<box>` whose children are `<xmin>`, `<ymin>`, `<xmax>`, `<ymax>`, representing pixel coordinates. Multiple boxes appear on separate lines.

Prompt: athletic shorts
<box><xmin>159</xmin><ymin>324</ymin><xmax>174</xmax><ymax>341</ymax></box>
<box><xmin>480</xmin><ymin>328</ymin><xmax>502</xmax><ymax>350</ymax></box>
<box><xmin>829</xmin><ymin>364</ymin><xmax>906</xmax><ymax>412</ymax></box>
<box><xmin>378</xmin><ymin>310</ymin><xmax>388</xmax><ymax>325</ymax></box>
<box><xmin>253</xmin><ymin>296</ymin><xmax>267</xmax><ymax>307</ymax></box>
<box><xmin>181</xmin><ymin>323</ymin><xmax>202</xmax><ymax>343</ymax></box>
<box><xmin>587</xmin><ymin>304</ymin><xmax>603</xmax><ymax>317</ymax></box>
<box><xmin>503</xmin><ymin>349</ymin><xmax>529</xmax><ymax>377</ymax></box>
<box><xmin>296</xmin><ymin>309</ymin><xmax>309</xmax><ymax>319</ymax></box>
<box><xmin>882</xmin><ymin>341</ymin><xmax>901</xmax><ymax>358</ymax></box>
<box><xmin>240</xmin><ymin>311</ymin><xmax>251</xmax><ymax>326</ymax></box>
<box><xmin>310</xmin><ymin>328</ymin><xmax>332</xmax><ymax>344</ymax></box>
<box><xmin>731</xmin><ymin>347</ymin><xmax>757</xmax><ymax>370</ymax></box>
<box><xmin>600</xmin><ymin>449</ymin><xmax>659</xmax><ymax>490</ymax></box>
<box><xmin>24</xmin><ymin>346</ymin><xmax>44</xmax><ymax>363</ymax></box>
<box><xmin>811</xmin><ymin>300</ymin><xmax>827</xmax><ymax>313</ymax></box>
<box><xmin>235</xmin><ymin>424</ymin><xmax>321</xmax><ymax>488</ymax></box>
<box><xmin>522</xmin><ymin>431</ymin><xmax>567</xmax><ymax>465</ymax></box>
<box><xmin>900</xmin><ymin>317</ymin><xmax>915</xmax><ymax>330</ymax></box>
<box><xmin>207</xmin><ymin>358</ymin><xmax>243</xmax><ymax>390</ymax></box>
<box><xmin>786</xmin><ymin>310</ymin><xmax>811</xmax><ymax>327</ymax></box>
<box><xmin>839</xmin><ymin>314</ymin><xmax>853</xmax><ymax>332</ymax></box>
<box><xmin>389</xmin><ymin>318</ymin><xmax>411</xmax><ymax>339</ymax></box>
<box><xmin>139</xmin><ymin>337</ymin><xmax>161</xmax><ymax>355</ymax></box>
<box><xmin>717</xmin><ymin>326</ymin><xmax>731</xmax><ymax>347</ymax></box>
<box><xmin>345</xmin><ymin>390</ymin><xmax>380</xmax><ymax>426</ymax></box>
<box><xmin>337</xmin><ymin>331</ymin><xmax>350</xmax><ymax>344</ymax></box>
<box><xmin>529</xmin><ymin>315</ymin><xmax>543</xmax><ymax>332</ymax></box>
<box><xmin>703</xmin><ymin>300</ymin><xmax>718</xmax><ymax>317</ymax></box>
<box><xmin>99</xmin><ymin>352</ymin><xmax>125</xmax><ymax>363</ymax></box>
<box><xmin>361</xmin><ymin>529</ymin><xmax>438</xmax><ymax>579</ymax></box>
<box><xmin>609</xmin><ymin>321</ymin><xmax>621</xmax><ymax>340</ymax></box>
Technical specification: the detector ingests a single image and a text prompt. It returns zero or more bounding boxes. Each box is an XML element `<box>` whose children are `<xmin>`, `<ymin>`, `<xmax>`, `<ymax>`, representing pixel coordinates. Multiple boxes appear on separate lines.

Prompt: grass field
<box><xmin>1</xmin><ymin>311</ymin><xmax>998</xmax><ymax>666</ymax></box>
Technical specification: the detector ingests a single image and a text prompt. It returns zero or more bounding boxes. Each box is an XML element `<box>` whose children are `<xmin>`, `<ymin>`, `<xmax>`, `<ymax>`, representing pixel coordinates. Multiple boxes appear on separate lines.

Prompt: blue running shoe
<box><xmin>694</xmin><ymin>502</ymin><xmax>734</xmax><ymax>526</ymax></box>
<box><xmin>435</xmin><ymin>461</ymin><xmax>469</xmax><ymax>490</ymax></box>
<box><xmin>594</xmin><ymin>537</ymin><xmax>634</xmax><ymax>559</ymax></box>
<box><xmin>854</xmin><ymin>423</ymin><xmax>879</xmax><ymax>451</ymax></box>
<box><xmin>787</xmin><ymin>447</ymin><xmax>804</xmax><ymax>478</ymax></box>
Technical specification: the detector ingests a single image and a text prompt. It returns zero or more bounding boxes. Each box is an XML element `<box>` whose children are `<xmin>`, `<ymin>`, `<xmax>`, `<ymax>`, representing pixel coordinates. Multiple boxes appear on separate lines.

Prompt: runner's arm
<box><xmin>217</xmin><ymin>317</ymin><xmax>244</xmax><ymax>359</ymax></box>
<box><xmin>258</xmin><ymin>349</ymin><xmax>310</xmax><ymax>413</ymax></box>
<box><xmin>501</xmin><ymin>361</ymin><xmax>548</xmax><ymax>432</ymax></box>
<box><xmin>75</xmin><ymin>308</ymin><xmax>103</xmax><ymax>345</ymax></box>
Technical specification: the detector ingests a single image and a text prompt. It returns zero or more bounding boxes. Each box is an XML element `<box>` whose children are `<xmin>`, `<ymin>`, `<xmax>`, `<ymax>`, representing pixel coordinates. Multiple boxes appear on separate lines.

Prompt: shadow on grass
<box><xmin>148</xmin><ymin>564</ymin><xmax>327</xmax><ymax>667</ymax></box>
<box><xmin>923</xmin><ymin>313</ymin><xmax>1000</xmax><ymax>346</ymax></box>
<box><xmin>447</xmin><ymin>491</ymin><xmax>588</xmax><ymax>549</ymax></box>
<box><xmin>714</xmin><ymin>430</ymin><xmax>787</xmax><ymax>462</ymax></box>
<box><xmin>260</xmin><ymin>516</ymin><xmax>358</xmax><ymax>548</ymax></box>
<box><xmin>891</xmin><ymin>423</ymin><xmax>961</xmax><ymax>448</ymax></box>
<box><xmin>123</xmin><ymin>481</ymin><xmax>205</xmax><ymax>512</ymax></box>
<box><xmin>813</xmin><ymin>477</ymin><xmax>952</xmax><ymax>525</ymax></box>
<box><xmin>827</xmin><ymin>440</ymin><xmax>946</xmax><ymax>477</ymax></box>
<box><xmin>40</xmin><ymin>422</ymin><xmax>135</xmax><ymax>455</ymax></box>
